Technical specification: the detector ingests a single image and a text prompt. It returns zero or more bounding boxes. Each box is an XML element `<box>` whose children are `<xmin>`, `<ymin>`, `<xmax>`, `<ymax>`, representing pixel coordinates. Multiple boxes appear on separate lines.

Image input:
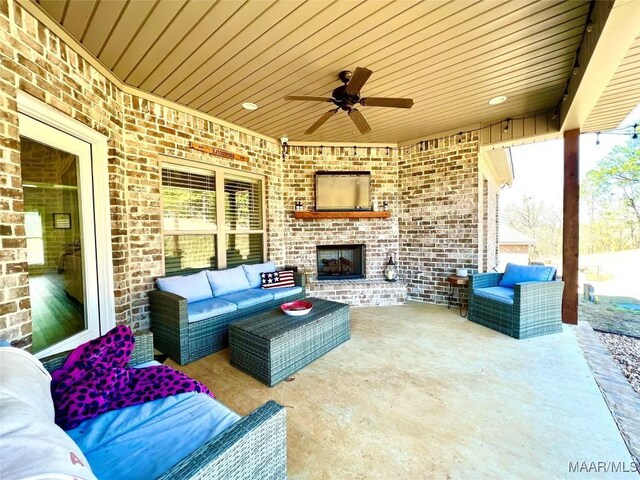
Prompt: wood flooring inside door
<box><xmin>30</xmin><ymin>273</ymin><xmax>84</xmax><ymax>353</ymax></box>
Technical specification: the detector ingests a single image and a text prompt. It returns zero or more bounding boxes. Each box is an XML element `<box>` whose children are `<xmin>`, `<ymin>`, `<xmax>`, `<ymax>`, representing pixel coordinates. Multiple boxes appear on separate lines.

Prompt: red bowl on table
<box><xmin>280</xmin><ymin>300</ymin><xmax>313</xmax><ymax>316</ymax></box>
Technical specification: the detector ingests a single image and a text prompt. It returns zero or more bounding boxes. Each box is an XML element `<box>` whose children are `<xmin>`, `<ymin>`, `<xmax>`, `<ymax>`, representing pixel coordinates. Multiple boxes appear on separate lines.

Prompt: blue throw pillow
<box><xmin>242</xmin><ymin>261</ymin><xmax>276</xmax><ymax>288</ymax></box>
<box><xmin>206</xmin><ymin>266</ymin><xmax>252</xmax><ymax>296</ymax></box>
<box><xmin>499</xmin><ymin>263</ymin><xmax>556</xmax><ymax>288</ymax></box>
<box><xmin>156</xmin><ymin>271</ymin><xmax>213</xmax><ymax>302</ymax></box>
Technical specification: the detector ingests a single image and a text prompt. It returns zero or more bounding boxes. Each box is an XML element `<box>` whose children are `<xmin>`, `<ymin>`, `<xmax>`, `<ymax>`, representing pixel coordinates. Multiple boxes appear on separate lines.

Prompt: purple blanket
<box><xmin>51</xmin><ymin>325</ymin><xmax>213</xmax><ymax>430</ymax></box>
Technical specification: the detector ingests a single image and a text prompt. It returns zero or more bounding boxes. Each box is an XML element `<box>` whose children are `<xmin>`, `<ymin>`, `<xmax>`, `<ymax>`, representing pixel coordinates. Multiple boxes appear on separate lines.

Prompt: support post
<box><xmin>562</xmin><ymin>129</ymin><xmax>580</xmax><ymax>325</ymax></box>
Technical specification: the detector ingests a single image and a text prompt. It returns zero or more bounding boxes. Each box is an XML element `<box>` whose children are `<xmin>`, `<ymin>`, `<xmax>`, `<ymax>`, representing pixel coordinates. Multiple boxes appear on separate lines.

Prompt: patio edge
<box><xmin>574</xmin><ymin>322</ymin><xmax>640</xmax><ymax>466</ymax></box>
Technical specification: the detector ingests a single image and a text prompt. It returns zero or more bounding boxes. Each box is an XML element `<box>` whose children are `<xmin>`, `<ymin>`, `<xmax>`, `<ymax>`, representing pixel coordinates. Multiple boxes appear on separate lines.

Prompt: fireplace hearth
<box><xmin>316</xmin><ymin>244</ymin><xmax>365</xmax><ymax>280</ymax></box>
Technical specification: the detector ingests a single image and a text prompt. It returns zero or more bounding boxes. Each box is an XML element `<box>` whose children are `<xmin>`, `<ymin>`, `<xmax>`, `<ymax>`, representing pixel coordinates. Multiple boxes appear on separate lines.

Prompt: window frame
<box><xmin>161</xmin><ymin>159</ymin><xmax>267</xmax><ymax>272</ymax></box>
<box><xmin>24</xmin><ymin>209</ymin><xmax>45</xmax><ymax>266</ymax></box>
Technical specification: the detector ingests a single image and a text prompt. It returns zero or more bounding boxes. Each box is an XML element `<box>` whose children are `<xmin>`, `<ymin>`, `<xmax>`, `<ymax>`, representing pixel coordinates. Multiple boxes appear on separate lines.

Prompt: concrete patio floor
<box><xmin>168</xmin><ymin>302</ymin><xmax>637</xmax><ymax>479</ymax></box>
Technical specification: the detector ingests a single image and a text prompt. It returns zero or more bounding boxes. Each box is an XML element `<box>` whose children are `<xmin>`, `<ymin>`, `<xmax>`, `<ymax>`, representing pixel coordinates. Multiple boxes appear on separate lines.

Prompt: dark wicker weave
<box><xmin>229</xmin><ymin>298</ymin><xmax>350</xmax><ymax>387</ymax></box>
<box><xmin>40</xmin><ymin>330</ymin><xmax>155</xmax><ymax>371</ymax></box>
<box><xmin>40</xmin><ymin>330</ymin><xmax>288</xmax><ymax>480</ymax></box>
<box><xmin>150</xmin><ymin>273</ymin><xmax>306</xmax><ymax>366</ymax></box>
<box><xmin>158</xmin><ymin>400</ymin><xmax>286</xmax><ymax>480</ymax></box>
<box><xmin>467</xmin><ymin>273</ymin><xmax>564</xmax><ymax>339</ymax></box>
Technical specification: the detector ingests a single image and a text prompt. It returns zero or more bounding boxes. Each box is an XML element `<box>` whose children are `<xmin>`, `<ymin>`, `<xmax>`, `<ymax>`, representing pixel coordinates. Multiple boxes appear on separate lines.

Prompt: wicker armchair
<box><xmin>41</xmin><ymin>331</ymin><xmax>287</xmax><ymax>480</ymax></box>
<box><xmin>468</xmin><ymin>272</ymin><xmax>564</xmax><ymax>339</ymax></box>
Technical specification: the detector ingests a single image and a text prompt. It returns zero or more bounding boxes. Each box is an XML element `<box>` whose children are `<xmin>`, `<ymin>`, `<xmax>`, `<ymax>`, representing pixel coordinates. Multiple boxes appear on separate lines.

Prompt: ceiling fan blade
<box><xmin>345</xmin><ymin>67</ymin><xmax>373</xmax><ymax>95</ymax></box>
<box><xmin>284</xmin><ymin>95</ymin><xmax>333</xmax><ymax>102</ymax></box>
<box><xmin>304</xmin><ymin>109</ymin><xmax>338</xmax><ymax>134</ymax></box>
<box><xmin>360</xmin><ymin>97</ymin><xmax>414</xmax><ymax>108</ymax></box>
<box><xmin>348</xmin><ymin>108</ymin><xmax>372</xmax><ymax>134</ymax></box>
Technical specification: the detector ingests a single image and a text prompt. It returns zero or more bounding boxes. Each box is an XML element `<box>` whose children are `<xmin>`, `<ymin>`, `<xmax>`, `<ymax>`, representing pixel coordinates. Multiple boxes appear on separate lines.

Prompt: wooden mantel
<box><xmin>293</xmin><ymin>211</ymin><xmax>391</xmax><ymax>219</ymax></box>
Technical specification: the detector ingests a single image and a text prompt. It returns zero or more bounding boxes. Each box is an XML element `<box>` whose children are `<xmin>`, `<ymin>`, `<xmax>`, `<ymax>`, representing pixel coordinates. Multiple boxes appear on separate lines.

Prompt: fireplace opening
<box><xmin>316</xmin><ymin>244</ymin><xmax>365</xmax><ymax>280</ymax></box>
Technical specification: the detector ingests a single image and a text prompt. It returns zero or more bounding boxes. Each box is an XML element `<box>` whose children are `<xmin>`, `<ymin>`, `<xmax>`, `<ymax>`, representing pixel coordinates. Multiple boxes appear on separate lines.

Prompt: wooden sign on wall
<box><xmin>190</xmin><ymin>142</ymin><xmax>248</xmax><ymax>162</ymax></box>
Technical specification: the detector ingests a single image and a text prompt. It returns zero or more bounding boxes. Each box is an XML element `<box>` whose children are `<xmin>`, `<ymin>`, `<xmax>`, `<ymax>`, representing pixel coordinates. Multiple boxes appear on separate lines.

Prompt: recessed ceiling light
<box><xmin>242</xmin><ymin>102</ymin><xmax>258</xmax><ymax>111</ymax></box>
<box><xmin>488</xmin><ymin>95</ymin><xmax>507</xmax><ymax>105</ymax></box>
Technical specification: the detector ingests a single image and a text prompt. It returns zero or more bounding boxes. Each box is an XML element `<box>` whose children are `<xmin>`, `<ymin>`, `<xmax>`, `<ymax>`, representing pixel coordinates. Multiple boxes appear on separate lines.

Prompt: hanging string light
<box><xmin>589</xmin><ymin>123</ymin><xmax>640</xmax><ymax>146</ymax></box>
<box><xmin>280</xmin><ymin>109</ymin><xmax>638</xmax><ymax>159</ymax></box>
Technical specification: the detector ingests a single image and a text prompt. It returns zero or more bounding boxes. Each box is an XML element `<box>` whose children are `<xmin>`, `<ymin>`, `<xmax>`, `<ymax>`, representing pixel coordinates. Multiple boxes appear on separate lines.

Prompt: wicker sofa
<box><xmin>0</xmin><ymin>331</ymin><xmax>287</xmax><ymax>480</ymax></box>
<box><xmin>467</xmin><ymin>263</ymin><xmax>564</xmax><ymax>339</ymax></box>
<box><xmin>150</xmin><ymin>263</ymin><xmax>306</xmax><ymax>365</ymax></box>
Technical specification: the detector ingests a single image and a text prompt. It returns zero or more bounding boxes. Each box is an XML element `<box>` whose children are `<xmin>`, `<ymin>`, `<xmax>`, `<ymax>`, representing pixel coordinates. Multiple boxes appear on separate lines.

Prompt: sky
<box><xmin>502</xmin><ymin>103</ymin><xmax>640</xmax><ymax>210</ymax></box>
<box><xmin>501</xmin><ymin>131</ymin><xmax>629</xmax><ymax>210</ymax></box>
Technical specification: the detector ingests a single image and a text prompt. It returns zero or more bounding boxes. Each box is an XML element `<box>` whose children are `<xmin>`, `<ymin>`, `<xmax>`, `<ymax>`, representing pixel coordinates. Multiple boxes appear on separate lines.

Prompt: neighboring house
<box><xmin>498</xmin><ymin>225</ymin><xmax>536</xmax><ymax>272</ymax></box>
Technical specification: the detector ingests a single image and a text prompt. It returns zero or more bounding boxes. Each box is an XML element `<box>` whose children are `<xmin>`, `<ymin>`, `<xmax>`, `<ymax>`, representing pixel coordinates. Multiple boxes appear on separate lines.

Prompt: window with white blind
<box><xmin>161</xmin><ymin>163</ymin><xmax>265</xmax><ymax>274</ymax></box>
<box><xmin>25</xmin><ymin>211</ymin><xmax>44</xmax><ymax>265</ymax></box>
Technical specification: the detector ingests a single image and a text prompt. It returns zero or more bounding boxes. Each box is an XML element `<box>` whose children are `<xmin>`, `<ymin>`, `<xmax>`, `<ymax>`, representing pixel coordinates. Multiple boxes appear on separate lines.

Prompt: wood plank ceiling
<box><xmin>36</xmin><ymin>0</ymin><xmax>595</xmax><ymax>143</ymax></box>
<box><xmin>583</xmin><ymin>34</ymin><xmax>640</xmax><ymax>132</ymax></box>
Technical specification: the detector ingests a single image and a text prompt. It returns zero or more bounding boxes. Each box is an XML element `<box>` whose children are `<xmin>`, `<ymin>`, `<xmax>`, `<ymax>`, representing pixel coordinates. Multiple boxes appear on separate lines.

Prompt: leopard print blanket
<box><xmin>51</xmin><ymin>325</ymin><xmax>213</xmax><ymax>430</ymax></box>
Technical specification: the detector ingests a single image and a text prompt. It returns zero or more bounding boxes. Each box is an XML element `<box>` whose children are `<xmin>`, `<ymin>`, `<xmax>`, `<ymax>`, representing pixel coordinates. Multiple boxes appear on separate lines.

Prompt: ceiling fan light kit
<box><xmin>285</xmin><ymin>67</ymin><xmax>414</xmax><ymax>135</ymax></box>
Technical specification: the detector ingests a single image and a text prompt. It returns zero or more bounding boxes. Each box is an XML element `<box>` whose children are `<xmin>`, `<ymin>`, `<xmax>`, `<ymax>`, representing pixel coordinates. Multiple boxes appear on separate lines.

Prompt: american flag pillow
<box><xmin>261</xmin><ymin>270</ymin><xmax>295</xmax><ymax>289</ymax></box>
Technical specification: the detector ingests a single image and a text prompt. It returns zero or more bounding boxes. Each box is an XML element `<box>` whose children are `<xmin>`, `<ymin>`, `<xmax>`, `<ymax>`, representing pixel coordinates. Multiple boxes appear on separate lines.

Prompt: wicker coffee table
<box><xmin>229</xmin><ymin>297</ymin><xmax>350</xmax><ymax>387</ymax></box>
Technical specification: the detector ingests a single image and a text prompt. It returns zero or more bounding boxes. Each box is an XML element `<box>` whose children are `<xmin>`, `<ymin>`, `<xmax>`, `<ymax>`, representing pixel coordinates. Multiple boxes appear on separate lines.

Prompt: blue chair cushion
<box><xmin>206</xmin><ymin>266</ymin><xmax>251</xmax><ymax>296</ymax></box>
<box><xmin>218</xmin><ymin>288</ymin><xmax>274</xmax><ymax>309</ymax></box>
<box><xmin>156</xmin><ymin>271</ymin><xmax>213</xmax><ymax>303</ymax></box>
<box><xmin>242</xmin><ymin>261</ymin><xmax>276</xmax><ymax>288</ymax></box>
<box><xmin>498</xmin><ymin>263</ymin><xmax>556</xmax><ymax>288</ymax></box>
<box><xmin>187</xmin><ymin>297</ymin><xmax>237</xmax><ymax>323</ymax></box>
<box><xmin>270</xmin><ymin>285</ymin><xmax>303</xmax><ymax>300</ymax></box>
<box><xmin>473</xmin><ymin>286</ymin><xmax>515</xmax><ymax>305</ymax></box>
<box><xmin>67</xmin><ymin>392</ymin><xmax>240</xmax><ymax>480</ymax></box>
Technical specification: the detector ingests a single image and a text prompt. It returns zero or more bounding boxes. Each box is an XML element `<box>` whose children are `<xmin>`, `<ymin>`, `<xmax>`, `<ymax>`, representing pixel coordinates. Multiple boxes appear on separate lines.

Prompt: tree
<box><xmin>581</xmin><ymin>137</ymin><xmax>640</xmax><ymax>249</ymax></box>
<box><xmin>503</xmin><ymin>196</ymin><xmax>562</xmax><ymax>258</ymax></box>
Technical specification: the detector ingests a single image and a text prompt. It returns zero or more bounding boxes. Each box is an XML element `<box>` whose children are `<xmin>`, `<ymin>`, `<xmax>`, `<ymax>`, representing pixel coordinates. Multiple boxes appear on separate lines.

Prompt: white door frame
<box><xmin>17</xmin><ymin>92</ymin><xmax>115</xmax><ymax>356</ymax></box>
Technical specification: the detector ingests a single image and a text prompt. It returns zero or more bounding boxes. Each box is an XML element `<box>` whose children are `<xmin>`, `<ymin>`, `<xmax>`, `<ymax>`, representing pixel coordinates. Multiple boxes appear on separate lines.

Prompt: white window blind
<box><xmin>162</xmin><ymin>168</ymin><xmax>216</xmax><ymax>232</ymax></box>
<box><xmin>161</xmin><ymin>164</ymin><xmax>265</xmax><ymax>273</ymax></box>
<box><xmin>224</xmin><ymin>176</ymin><xmax>262</xmax><ymax>231</ymax></box>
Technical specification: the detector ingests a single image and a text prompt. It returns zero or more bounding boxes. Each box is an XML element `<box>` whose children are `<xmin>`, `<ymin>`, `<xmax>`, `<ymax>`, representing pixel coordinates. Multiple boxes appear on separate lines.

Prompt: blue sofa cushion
<box><xmin>498</xmin><ymin>263</ymin><xmax>556</xmax><ymax>288</ymax></box>
<box><xmin>206</xmin><ymin>266</ymin><xmax>251</xmax><ymax>296</ymax></box>
<box><xmin>270</xmin><ymin>285</ymin><xmax>303</xmax><ymax>300</ymax></box>
<box><xmin>67</xmin><ymin>392</ymin><xmax>240</xmax><ymax>480</ymax></box>
<box><xmin>473</xmin><ymin>286</ymin><xmax>515</xmax><ymax>305</ymax></box>
<box><xmin>242</xmin><ymin>261</ymin><xmax>276</xmax><ymax>288</ymax></box>
<box><xmin>218</xmin><ymin>288</ymin><xmax>274</xmax><ymax>309</ymax></box>
<box><xmin>156</xmin><ymin>271</ymin><xmax>213</xmax><ymax>303</ymax></box>
<box><xmin>187</xmin><ymin>297</ymin><xmax>238</xmax><ymax>323</ymax></box>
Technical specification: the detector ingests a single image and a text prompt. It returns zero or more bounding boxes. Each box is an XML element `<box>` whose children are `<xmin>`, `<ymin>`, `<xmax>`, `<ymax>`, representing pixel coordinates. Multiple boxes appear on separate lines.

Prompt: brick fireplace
<box><xmin>316</xmin><ymin>244</ymin><xmax>365</xmax><ymax>280</ymax></box>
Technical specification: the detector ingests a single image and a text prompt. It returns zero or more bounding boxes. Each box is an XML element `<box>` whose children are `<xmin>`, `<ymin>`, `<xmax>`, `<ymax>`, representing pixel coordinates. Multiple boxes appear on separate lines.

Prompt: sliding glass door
<box><xmin>20</xmin><ymin>116</ymin><xmax>101</xmax><ymax>355</ymax></box>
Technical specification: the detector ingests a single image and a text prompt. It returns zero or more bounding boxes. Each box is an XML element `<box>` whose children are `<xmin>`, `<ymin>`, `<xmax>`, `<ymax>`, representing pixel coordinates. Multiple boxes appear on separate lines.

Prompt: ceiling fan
<box><xmin>284</xmin><ymin>67</ymin><xmax>414</xmax><ymax>135</ymax></box>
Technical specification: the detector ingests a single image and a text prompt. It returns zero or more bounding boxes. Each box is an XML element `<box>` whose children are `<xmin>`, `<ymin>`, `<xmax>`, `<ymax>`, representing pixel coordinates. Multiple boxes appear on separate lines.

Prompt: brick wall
<box><xmin>0</xmin><ymin>1</ymin><xmax>282</xmax><ymax>347</ymax></box>
<box><xmin>485</xmin><ymin>178</ymin><xmax>498</xmax><ymax>271</ymax></box>
<box><xmin>0</xmin><ymin>1</ymin><xmax>126</xmax><ymax>347</ymax></box>
<box><xmin>398</xmin><ymin>133</ymin><xmax>480</xmax><ymax>305</ymax></box>
<box><xmin>282</xmin><ymin>146</ymin><xmax>399</xmax><ymax>282</ymax></box>
<box><xmin>0</xmin><ymin>1</ymin><xmax>499</xmax><ymax>347</ymax></box>
<box><xmin>121</xmin><ymin>95</ymin><xmax>282</xmax><ymax>330</ymax></box>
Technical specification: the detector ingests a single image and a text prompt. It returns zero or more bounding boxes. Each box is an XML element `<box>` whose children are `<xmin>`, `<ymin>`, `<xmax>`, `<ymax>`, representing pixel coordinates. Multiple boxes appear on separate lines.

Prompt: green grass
<box><xmin>579</xmin><ymin>295</ymin><xmax>640</xmax><ymax>338</ymax></box>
